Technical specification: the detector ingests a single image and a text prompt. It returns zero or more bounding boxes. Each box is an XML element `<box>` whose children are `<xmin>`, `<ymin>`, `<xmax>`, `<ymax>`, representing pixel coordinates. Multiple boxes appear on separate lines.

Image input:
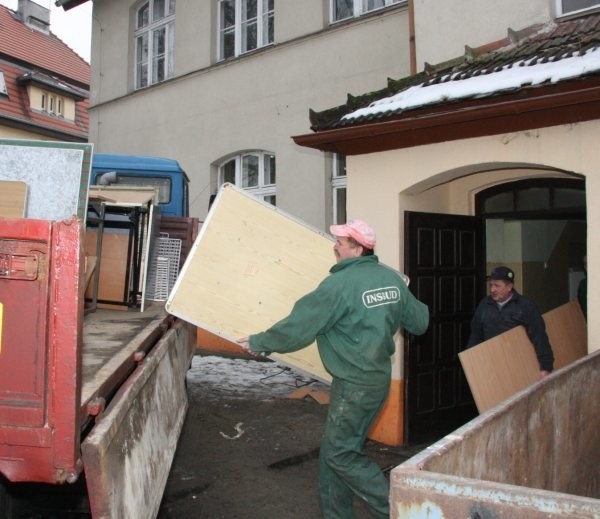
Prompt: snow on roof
<box><xmin>342</xmin><ymin>46</ymin><xmax>600</xmax><ymax>122</ymax></box>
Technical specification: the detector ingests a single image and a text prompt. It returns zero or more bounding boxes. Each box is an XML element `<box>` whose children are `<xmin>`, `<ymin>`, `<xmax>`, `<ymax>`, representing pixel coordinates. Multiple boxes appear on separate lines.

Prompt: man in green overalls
<box><xmin>239</xmin><ymin>219</ymin><xmax>429</xmax><ymax>518</ymax></box>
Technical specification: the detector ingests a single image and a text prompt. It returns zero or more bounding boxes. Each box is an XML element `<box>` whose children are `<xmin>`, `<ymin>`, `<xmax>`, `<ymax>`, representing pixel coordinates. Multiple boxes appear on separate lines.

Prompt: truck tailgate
<box><xmin>81</xmin><ymin>317</ymin><xmax>193</xmax><ymax>519</ymax></box>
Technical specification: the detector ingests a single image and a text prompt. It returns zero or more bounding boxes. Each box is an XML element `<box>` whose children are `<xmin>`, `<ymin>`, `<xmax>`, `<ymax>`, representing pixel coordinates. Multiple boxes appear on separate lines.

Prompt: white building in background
<box><xmin>56</xmin><ymin>0</ymin><xmax>575</xmax><ymax>231</ymax></box>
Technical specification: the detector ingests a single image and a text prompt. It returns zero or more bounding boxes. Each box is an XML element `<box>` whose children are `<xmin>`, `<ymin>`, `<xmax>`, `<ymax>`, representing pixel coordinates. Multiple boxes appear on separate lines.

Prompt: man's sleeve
<box><xmin>466</xmin><ymin>302</ymin><xmax>484</xmax><ymax>348</ymax></box>
<box><xmin>524</xmin><ymin>303</ymin><xmax>554</xmax><ymax>372</ymax></box>
<box><xmin>398</xmin><ymin>287</ymin><xmax>429</xmax><ymax>336</ymax></box>
<box><xmin>249</xmin><ymin>282</ymin><xmax>340</xmax><ymax>355</ymax></box>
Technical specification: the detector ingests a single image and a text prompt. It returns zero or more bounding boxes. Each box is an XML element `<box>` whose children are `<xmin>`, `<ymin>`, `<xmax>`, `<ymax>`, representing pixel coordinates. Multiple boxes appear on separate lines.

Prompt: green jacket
<box><xmin>249</xmin><ymin>255</ymin><xmax>429</xmax><ymax>386</ymax></box>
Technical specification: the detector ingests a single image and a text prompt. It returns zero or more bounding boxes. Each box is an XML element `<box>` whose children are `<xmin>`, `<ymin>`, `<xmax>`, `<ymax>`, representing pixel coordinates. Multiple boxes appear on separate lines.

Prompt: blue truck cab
<box><xmin>91</xmin><ymin>153</ymin><xmax>189</xmax><ymax>217</ymax></box>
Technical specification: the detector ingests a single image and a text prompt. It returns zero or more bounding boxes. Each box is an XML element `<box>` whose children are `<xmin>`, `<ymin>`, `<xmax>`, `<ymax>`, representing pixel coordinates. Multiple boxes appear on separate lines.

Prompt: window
<box><xmin>40</xmin><ymin>91</ymin><xmax>65</xmax><ymax>117</ymax></box>
<box><xmin>135</xmin><ymin>0</ymin><xmax>175</xmax><ymax>89</ymax></box>
<box><xmin>0</xmin><ymin>71</ymin><xmax>7</xmax><ymax>96</ymax></box>
<box><xmin>331</xmin><ymin>0</ymin><xmax>402</xmax><ymax>23</ymax></box>
<box><xmin>218</xmin><ymin>151</ymin><xmax>276</xmax><ymax>204</ymax></box>
<box><xmin>332</xmin><ymin>154</ymin><xmax>347</xmax><ymax>224</ymax></box>
<box><xmin>556</xmin><ymin>0</ymin><xmax>600</xmax><ymax>15</ymax></box>
<box><xmin>218</xmin><ymin>0</ymin><xmax>274</xmax><ymax>61</ymax></box>
<box><xmin>476</xmin><ymin>179</ymin><xmax>586</xmax><ymax>217</ymax></box>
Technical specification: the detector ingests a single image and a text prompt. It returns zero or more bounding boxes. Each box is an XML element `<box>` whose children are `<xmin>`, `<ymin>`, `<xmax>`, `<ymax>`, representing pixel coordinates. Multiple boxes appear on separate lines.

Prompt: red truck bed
<box><xmin>0</xmin><ymin>218</ymin><xmax>194</xmax><ymax>518</ymax></box>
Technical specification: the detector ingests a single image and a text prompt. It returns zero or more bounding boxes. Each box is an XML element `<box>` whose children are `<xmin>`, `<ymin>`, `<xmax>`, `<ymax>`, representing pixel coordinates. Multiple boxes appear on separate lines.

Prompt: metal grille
<box><xmin>146</xmin><ymin>233</ymin><xmax>182</xmax><ymax>301</ymax></box>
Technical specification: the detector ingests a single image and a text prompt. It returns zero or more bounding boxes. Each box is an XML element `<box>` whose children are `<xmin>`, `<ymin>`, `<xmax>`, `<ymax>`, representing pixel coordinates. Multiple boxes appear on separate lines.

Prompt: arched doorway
<box><xmin>404</xmin><ymin>175</ymin><xmax>586</xmax><ymax>445</ymax></box>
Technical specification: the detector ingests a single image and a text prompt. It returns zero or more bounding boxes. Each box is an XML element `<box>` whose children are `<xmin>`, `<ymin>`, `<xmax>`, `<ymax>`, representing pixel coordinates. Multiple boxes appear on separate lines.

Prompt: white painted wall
<box><xmin>88</xmin><ymin>1</ymin><xmax>410</xmax><ymax>228</ymax></box>
<box><xmin>347</xmin><ymin>121</ymin><xmax>599</xmax><ymax>376</ymax></box>
<box><xmin>412</xmin><ymin>0</ymin><xmax>552</xmax><ymax>69</ymax></box>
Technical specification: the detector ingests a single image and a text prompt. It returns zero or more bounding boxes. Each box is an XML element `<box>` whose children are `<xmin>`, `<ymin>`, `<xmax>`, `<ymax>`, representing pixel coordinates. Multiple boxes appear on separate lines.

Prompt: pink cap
<box><xmin>330</xmin><ymin>219</ymin><xmax>376</xmax><ymax>249</ymax></box>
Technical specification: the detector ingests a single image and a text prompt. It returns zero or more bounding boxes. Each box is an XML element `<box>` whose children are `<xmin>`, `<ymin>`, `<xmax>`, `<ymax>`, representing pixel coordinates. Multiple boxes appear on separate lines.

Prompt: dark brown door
<box><xmin>404</xmin><ymin>211</ymin><xmax>485</xmax><ymax>444</ymax></box>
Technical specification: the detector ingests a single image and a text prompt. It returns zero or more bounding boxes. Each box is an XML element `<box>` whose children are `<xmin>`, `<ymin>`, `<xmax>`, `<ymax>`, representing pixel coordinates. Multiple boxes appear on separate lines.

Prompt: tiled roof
<box><xmin>310</xmin><ymin>13</ymin><xmax>600</xmax><ymax>131</ymax></box>
<box><xmin>0</xmin><ymin>4</ymin><xmax>89</xmax><ymax>140</ymax></box>
<box><xmin>0</xmin><ymin>59</ymin><xmax>88</xmax><ymax>139</ymax></box>
<box><xmin>0</xmin><ymin>4</ymin><xmax>89</xmax><ymax>86</ymax></box>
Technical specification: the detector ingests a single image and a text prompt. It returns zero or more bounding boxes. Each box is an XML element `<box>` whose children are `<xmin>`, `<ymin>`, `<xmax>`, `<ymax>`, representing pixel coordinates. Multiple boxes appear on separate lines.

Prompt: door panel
<box><xmin>404</xmin><ymin>211</ymin><xmax>484</xmax><ymax>443</ymax></box>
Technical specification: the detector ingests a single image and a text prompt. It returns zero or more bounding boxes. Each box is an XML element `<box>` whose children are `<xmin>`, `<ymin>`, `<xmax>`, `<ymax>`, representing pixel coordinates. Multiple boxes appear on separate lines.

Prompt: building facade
<box><xmin>64</xmin><ymin>1</ymin><xmax>408</xmax><ymax>228</ymax></box>
<box><xmin>297</xmin><ymin>0</ymin><xmax>599</xmax><ymax>444</ymax></box>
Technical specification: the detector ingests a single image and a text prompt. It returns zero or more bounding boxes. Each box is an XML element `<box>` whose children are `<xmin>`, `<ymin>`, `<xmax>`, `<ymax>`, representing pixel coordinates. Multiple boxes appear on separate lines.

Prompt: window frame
<box><xmin>555</xmin><ymin>0</ymin><xmax>600</xmax><ymax>16</ymax></box>
<box><xmin>330</xmin><ymin>0</ymin><xmax>402</xmax><ymax>23</ymax></box>
<box><xmin>40</xmin><ymin>91</ymin><xmax>65</xmax><ymax>117</ymax></box>
<box><xmin>217</xmin><ymin>0</ymin><xmax>274</xmax><ymax>61</ymax></box>
<box><xmin>475</xmin><ymin>178</ymin><xmax>586</xmax><ymax>219</ymax></box>
<box><xmin>331</xmin><ymin>153</ymin><xmax>347</xmax><ymax>224</ymax></box>
<box><xmin>0</xmin><ymin>71</ymin><xmax>7</xmax><ymax>96</ymax></box>
<box><xmin>218</xmin><ymin>150</ymin><xmax>276</xmax><ymax>204</ymax></box>
<box><xmin>134</xmin><ymin>0</ymin><xmax>176</xmax><ymax>90</ymax></box>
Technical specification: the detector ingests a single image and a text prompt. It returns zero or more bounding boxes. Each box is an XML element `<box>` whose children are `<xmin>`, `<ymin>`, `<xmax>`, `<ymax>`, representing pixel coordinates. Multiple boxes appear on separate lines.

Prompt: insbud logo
<box><xmin>362</xmin><ymin>287</ymin><xmax>400</xmax><ymax>308</ymax></box>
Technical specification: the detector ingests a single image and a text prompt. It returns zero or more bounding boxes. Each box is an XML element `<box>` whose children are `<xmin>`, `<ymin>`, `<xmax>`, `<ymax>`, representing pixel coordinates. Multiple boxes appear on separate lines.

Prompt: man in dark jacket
<box><xmin>238</xmin><ymin>219</ymin><xmax>429</xmax><ymax>518</ymax></box>
<box><xmin>467</xmin><ymin>266</ymin><xmax>554</xmax><ymax>376</ymax></box>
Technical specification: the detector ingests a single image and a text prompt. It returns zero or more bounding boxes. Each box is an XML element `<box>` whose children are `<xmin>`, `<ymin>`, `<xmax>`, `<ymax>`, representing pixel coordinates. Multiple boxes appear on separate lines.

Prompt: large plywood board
<box><xmin>166</xmin><ymin>184</ymin><xmax>334</xmax><ymax>382</ymax></box>
<box><xmin>0</xmin><ymin>139</ymin><xmax>93</xmax><ymax>220</ymax></box>
<box><xmin>543</xmin><ymin>300</ymin><xmax>587</xmax><ymax>370</ymax></box>
<box><xmin>459</xmin><ymin>326</ymin><xmax>540</xmax><ymax>413</ymax></box>
<box><xmin>460</xmin><ymin>300</ymin><xmax>588</xmax><ymax>413</ymax></box>
<box><xmin>0</xmin><ymin>180</ymin><xmax>27</xmax><ymax>217</ymax></box>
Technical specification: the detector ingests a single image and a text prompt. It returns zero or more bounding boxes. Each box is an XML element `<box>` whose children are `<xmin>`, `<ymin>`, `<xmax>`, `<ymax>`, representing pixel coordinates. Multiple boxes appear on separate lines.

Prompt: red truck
<box><xmin>0</xmin><ymin>216</ymin><xmax>196</xmax><ymax>517</ymax></box>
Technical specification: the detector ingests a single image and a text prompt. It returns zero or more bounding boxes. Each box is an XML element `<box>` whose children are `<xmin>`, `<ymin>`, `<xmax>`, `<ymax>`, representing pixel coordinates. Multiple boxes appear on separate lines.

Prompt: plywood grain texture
<box><xmin>0</xmin><ymin>139</ymin><xmax>93</xmax><ymax>220</ymax></box>
<box><xmin>167</xmin><ymin>184</ymin><xmax>335</xmax><ymax>382</ymax></box>
<box><xmin>0</xmin><ymin>180</ymin><xmax>27</xmax><ymax>217</ymax></box>
<box><xmin>460</xmin><ymin>300</ymin><xmax>588</xmax><ymax>414</ymax></box>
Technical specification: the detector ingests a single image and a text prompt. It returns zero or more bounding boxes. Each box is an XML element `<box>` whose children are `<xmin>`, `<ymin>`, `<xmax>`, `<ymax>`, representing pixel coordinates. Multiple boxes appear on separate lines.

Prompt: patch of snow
<box><xmin>186</xmin><ymin>355</ymin><xmax>329</xmax><ymax>401</ymax></box>
<box><xmin>343</xmin><ymin>46</ymin><xmax>600</xmax><ymax>121</ymax></box>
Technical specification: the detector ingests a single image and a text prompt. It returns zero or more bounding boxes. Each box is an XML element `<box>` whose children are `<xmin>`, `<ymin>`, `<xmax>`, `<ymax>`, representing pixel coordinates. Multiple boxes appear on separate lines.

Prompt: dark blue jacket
<box><xmin>467</xmin><ymin>290</ymin><xmax>554</xmax><ymax>372</ymax></box>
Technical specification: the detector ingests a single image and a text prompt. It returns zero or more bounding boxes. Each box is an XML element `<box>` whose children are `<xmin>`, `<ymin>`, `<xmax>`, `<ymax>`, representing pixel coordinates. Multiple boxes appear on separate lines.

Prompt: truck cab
<box><xmin>91</xmin><ymin>153</ymin><xmax>190</xmax><ymax>217</ymax></box>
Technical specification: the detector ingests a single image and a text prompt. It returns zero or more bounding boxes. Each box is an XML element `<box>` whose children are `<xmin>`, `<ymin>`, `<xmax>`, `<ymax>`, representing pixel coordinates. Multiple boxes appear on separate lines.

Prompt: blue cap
<box><xmin>487</xmin><ymin>266</ymin><xmax>515</xmax><ymax>282</ymax></box>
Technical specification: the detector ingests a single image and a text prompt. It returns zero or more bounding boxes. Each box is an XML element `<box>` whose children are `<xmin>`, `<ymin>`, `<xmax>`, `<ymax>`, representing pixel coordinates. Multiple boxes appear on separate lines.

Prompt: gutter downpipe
<box><xmin>408</xmin><ymin>0</ymin><xmax>417</xmax><ymax>74</ymax></box>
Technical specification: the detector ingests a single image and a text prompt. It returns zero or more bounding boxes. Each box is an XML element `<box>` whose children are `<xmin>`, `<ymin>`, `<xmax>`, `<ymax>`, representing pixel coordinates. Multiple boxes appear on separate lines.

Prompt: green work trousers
<box><xmin>319</xmin><ymin>378</ymin><xmax>391</xmax><ymax>518</ymax></box>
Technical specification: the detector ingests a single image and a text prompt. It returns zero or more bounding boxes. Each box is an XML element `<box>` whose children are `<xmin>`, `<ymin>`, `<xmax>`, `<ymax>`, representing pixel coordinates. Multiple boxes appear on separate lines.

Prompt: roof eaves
<box><xmin>54</xmin><ymin>0</ymin><xmax>89</xmax><ymax>11</ymax></box>
<box><xmin>0</xmin><ymin>112</ymin><xmax>88</xmax><ymax>141</ymax></box>
<box><xmin>293</xmin><ymin>76</ymin><xmax>600</xmax><ymax>156</ymax></box>
<box><xmin>308</xmin><ymin>13</ymin><xmax>600</xmax><ymax>133</ymax></box>
<box><xmin>310</xmin><ymin>71</ymin><xmax>429</xmax><ymax>131</ymax></box>
<box><xmin>17</xmin><ymin>71</ymin><xmax>88</xmax><ymax>100</ymax></box>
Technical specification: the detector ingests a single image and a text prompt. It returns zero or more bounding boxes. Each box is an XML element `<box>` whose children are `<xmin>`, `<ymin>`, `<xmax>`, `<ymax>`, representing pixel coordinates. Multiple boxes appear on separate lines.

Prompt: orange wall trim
<box><xmin>368</xmin><ymin>378</ymin><xmax>405</xmax><ymax>446</ymax></box>
<box><xmin>198</xmin><ymin>329</ymin><xmax>406</xmax><ymax>445</ymax></box>
<box><xmin>196</xmin><ymin>328</ymin><xmax>251</xmax><ymax>358</ymax></box>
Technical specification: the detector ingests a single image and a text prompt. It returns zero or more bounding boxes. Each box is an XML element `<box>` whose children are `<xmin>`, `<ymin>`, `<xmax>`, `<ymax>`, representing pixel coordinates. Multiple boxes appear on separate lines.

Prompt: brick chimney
<box><xmin>17</xmin><ymin>0</ymin><xmax>50</xmax><ymax>34</ymax></box>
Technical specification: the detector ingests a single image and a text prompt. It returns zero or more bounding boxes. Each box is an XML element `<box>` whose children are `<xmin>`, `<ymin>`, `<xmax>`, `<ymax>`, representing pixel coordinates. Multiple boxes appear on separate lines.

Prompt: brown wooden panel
<box><xmin>459</xmin><ymin>326</ymin><xmax>540</xmax><ymax>413</ymax></box>
<box><xmin>543</xmin><ymin>300</ymin><xmax>587</xmax><ymax>369</ymax></box>
<box><xmin>459</xmin><ymin>300</ymin><xmax>587</xmax><ymax>414</ymax></box>
<box><xmin>405</xmin><ymin>211</ymin><xmax>483</xmax><ymax>443</ymax></box>
<box><xmin>0</xmin><ymin>180</ymin><xmax>27</xmax><ymax>217</ymax></box>
<box><xmin>85</xmin><ymin>231</ymin><xmax>129</xmax><ymax>305</ymax></box>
